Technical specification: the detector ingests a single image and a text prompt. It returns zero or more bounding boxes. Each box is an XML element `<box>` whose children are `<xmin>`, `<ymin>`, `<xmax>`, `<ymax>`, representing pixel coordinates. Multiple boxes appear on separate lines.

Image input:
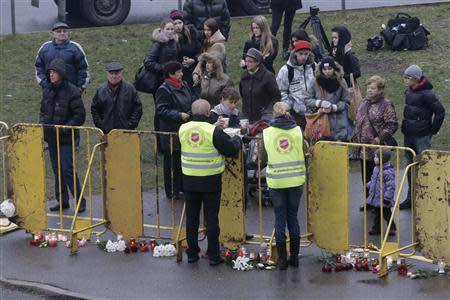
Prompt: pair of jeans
<box><xmin>163</xmin><ymin>150</ymin><xmax>183</xmax><ymax>198</ymax></box>
<box><xmin>185</xmin><ymin>191</ymin><xmax>221</xmax><ymax>260</ymax></box>
<box><xmin>360</xmin><ymin>160</ymin><xmax>375</xmax><ymax>199</ymax></box>
<box><xmin>271</xmin><ymin>6</ymin><xmax>296</xmax><ymax>50</ymax></box>
<box><xmin>48</xmin><ymin>143</ymin><xmax>86</xmax><ymax>208</ymax></box>
<box><xmin>372</xmin><ymin>206</ymin><xmax>396</xmax><ymax>231</ymax></box>
<box><xmin>269</xmin><ymin>186</ymin><xmax>303</xmax><ymax>244</ymax></box>
<box><xmin>404</xmin><ymin>134</ymin><xmax>431</xmax><ymax>200</ymax></box>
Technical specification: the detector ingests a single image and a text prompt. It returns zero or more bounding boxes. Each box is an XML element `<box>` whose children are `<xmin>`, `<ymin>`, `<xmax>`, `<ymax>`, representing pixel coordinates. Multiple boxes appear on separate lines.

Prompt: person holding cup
<box><xmin>210</xmin><ymin>87</ymin><xmax>248</xmax><ymax>132</ymax></box>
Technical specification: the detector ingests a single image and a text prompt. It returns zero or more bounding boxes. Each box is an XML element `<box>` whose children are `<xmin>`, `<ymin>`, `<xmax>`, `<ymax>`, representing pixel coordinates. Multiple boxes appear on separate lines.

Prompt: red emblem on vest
<box><xmin>279</xmin><ymin>139</ymin><xmax>289</xmax><ymax>150</ymax></box>
<box><xmin>191</xmin><ymin>132</ymin><xmax>200</xmax><ymax>142</ymax></box>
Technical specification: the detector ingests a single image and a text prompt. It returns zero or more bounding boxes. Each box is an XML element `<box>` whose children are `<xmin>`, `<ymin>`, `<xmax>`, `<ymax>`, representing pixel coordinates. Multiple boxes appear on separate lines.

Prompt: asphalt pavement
<box><xmin>1</xmin><ymin>167</ymin><xmax>449</xmax><ymax>299</ymax></box>
<box><xmin>1</xmin><ymin>0</ymin><xmax>449</xmax><ymax>35</ymax></box>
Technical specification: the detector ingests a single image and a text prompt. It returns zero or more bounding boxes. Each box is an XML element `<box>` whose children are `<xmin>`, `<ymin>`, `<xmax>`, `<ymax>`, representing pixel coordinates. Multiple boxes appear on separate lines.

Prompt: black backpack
<box><xmin>367</xmin><ymin>35</ymin><xmax>384</xmax><ymax>51</ymax></box>
<box><xmin>381</xmin><ymin>13</ymin><xmax>430</xmax><ymax>51</ymax></box>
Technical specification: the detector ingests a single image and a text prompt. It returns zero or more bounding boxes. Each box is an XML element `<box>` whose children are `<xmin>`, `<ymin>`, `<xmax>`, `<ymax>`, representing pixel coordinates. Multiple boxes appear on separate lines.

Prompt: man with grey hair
<box><xmin>179</xmin><ymin>99</ymin><xmax>241</xmax><ymax>265</ymax></box>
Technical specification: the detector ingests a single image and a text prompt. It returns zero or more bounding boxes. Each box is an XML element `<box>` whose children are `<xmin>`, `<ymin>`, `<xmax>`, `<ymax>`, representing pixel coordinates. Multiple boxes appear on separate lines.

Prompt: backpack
<box><xmin>381</xmin><ymin>13</ymin><xmax>430</xmax><ymax>51</ymax></box>
<box><xmin>367</xmin><ymin>35</ymin><xmax>384</xmax><ymax>51</ymax></box>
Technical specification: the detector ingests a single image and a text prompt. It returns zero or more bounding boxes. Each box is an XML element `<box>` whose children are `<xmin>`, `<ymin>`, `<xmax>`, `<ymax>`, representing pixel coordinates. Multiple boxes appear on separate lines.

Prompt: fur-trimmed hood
<box><xmin>314</xmin><ymin>60</ymin><xmax>344</xmax><ymax>80</ymax></box>
<box><xmin>207</xmin><ymin>30</ymin><xmax>225</xmax><ymax>46</ymax></box>
<box><xmin>287</xmin><ymin>49</ymin><xmax>315</xmax><ymax>67</ymax></box>
<box><xmin>152</xmin><ymin>28</ymin><xmax>178</xmax><ymax>43</ymax></box>
<box><xmin>198</xmin><ymin>52</ymin><xmax>225</xmax><ymax>79</ymax></box>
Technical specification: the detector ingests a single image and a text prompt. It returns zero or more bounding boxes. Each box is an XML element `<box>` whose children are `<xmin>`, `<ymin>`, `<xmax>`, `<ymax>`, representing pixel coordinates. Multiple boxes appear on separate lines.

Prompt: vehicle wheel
<box><xmin>79</xmin><ymin>0</ymin><xmax>131</xmax><ymax>26</ymax></box>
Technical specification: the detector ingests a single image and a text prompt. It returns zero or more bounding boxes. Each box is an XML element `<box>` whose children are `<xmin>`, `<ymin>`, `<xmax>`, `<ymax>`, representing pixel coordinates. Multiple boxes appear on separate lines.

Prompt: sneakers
<box><xmin>187</xmin><ymin>254</ymin><xmax>199</xmax><ymax>263</ymax></box>
<box><xmin>209</xmin><ymin>257</ymin><xmax>224</xmax><ymax>266</ymax></box>
<box><xmin>77</xmin><ymin>206</ymin><xmax>86</xmax><ymax>213</ymax></box>
<box><xmin>49</xmin><ymin>204</ymin><xmax>69</xmax><ymax>212</ymax></box>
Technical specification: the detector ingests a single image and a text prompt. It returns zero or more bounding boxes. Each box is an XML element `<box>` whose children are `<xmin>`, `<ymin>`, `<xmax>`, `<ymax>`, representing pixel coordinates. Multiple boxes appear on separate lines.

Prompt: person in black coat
<box><xmin>39</xmin><ymin>58</ymin><xmax>86</xmax><ymax>213</ymax></box>
<box><xmin>155</xmin><ymin>62</ymin><xmax>196</xmax><ymax>199</ymax></box>
<box><xmin>240</xmin><ymin>15</ymin><xmax>279</xmax><ymax>74</ymax></box>
<box><xmin>183</xmin><ymin>0</ymin><xmax>231</xmax><ymax>40</ymax></box>
<box><xmin>270</xmin><ymin>0</ymin><xmax>303</xmax><ymax>60</ymax></box>
<box><xmin>399</xmin><ymin>65</ymin><xmax>445</xmax><ymax>210</ymax></box>
<box><xmin>330</xmin><ymin>26</ymin><xmax>361</xmax><ymax>86</ymax></box>
<box><xmin>91</xmin><ymin>62</ymin><xmax>142</xmax><ymax>134</ymax></box>
<box><xmin>170</xmin><ymin>10</ymin><xmax>202</xmax><ymax>90</ymax></box>
<box><xmin>180</xmin><ymin>99</ymin><xmax>241</xmax><ymax>265</ymax></box>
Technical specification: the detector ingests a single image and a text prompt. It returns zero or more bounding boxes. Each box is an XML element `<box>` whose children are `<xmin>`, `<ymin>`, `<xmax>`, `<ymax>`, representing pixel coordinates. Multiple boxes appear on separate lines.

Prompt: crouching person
<box><xmin>261</xmin><ymin>102</ymin><xmax>306</xmax><ymax>270</ymax></box>
<box><xmin>179</xmin><ymin>99</ymin><xmax>241</xmax><ymax>265</ymax></box>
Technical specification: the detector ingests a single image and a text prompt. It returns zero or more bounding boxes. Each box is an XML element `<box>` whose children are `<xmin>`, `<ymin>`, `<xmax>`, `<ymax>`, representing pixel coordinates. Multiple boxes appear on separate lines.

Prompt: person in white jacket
<box><xmin>276</xmin><ymin>40</ymin><xmax>315</xmax><ymax>129</ymax></box>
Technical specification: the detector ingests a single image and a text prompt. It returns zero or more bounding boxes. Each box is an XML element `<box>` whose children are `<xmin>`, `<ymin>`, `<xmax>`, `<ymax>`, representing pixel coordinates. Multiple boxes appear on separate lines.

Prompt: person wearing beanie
<box><xmin>329</xmin><ymin>26</ymin><xmax>360</xmax><ymax>86</ymax></box>
<box><xmin>306</xmin><ymin>56</ymin><xmax>350</xmax><ymax>141</ymax></box>
<box><xmin>39</xmin><ymin>58</ymin><xmax>87</xmax><ymax>213</ymax></box>
<box><xmin>240</xmin><ymin>15</ymin><xmax>279</xmax><ymax>74</ymax></box>
<box><xmin>399</xmin><ymin>65</ymin><xmax>445</xmax><ymax>210</ymax></box>
<box><xmin>240</xmin><ymin>48</ymin><xmax>281</xmax><ymax>122</ymax></box>
<box><xmin>367</xmin><ymin>148</ymin><xmax>397</xmax><ymax>236</ymax></box>
<box><xmin>170</xmin><ymin>9</ymin><xmax>201</xmax><ymax>90</ymax></box>
<box><xmin>276</xmin><ymin>39</ymin><xmax>315</xmax><ymax>129</ymax></box>
<box><xmin>290</xmin><ymin>29</ymin><xmax>322</xmax><ymax>63</ymax></box>
<box><xmin>270</xmin><ymin>0</ymin><xmax>303</xmax><ymax>60</ymax></box>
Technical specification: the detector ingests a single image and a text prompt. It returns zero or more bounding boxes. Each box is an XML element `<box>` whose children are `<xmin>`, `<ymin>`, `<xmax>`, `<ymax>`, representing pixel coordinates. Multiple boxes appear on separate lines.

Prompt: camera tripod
<box><xmin>298</xmin><ymin>6</ymin><xmax>331</xmax><ymax>53</ymax></box>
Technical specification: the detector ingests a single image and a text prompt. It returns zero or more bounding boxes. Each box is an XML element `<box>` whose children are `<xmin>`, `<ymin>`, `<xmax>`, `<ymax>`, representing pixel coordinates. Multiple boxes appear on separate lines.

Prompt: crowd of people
<box><xmin>34</xmin><ymin>0</ymin><xmax>445</xmax><ymax>268</ymax></box>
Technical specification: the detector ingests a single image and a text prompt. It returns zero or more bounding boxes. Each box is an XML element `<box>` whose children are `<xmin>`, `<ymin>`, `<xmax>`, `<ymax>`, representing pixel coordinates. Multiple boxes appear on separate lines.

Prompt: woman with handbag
<box><xmin>142</xmin><ymin>18</ymin><xmax>178</xmax><ymax>150</ymax></box>
<box><xmin>155</xmin><ymin>61</ymin><xmax>195</xmax><ymax>200</ymax></box>
<box><xmin>306</xmin><ymin>57</ymin><xmax>350</xmax><ymax>141</ymax></box>
<box><xmin>351</xmin><ymin>75</ymin><xmax>398</xmax><ymax>211</ymax></box>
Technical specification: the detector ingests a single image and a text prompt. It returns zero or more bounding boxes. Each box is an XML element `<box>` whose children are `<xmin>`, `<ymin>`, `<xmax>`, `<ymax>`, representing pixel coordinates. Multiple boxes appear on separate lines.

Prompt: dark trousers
<box><xmin>360</xmin><ymin>160</ymin><xmax>375</xmax><ymax>198</ymax></box>
<box><xmin>48</xmin><ymin>143</ymin><xmax>86</xmax><ymax>207</ymax></box>
<box><xmin>269</xmin><ymin>186</ymin><xmax>303</xmax><ymax>243</ymax></box>
<box><xmin>404</xmin><ymin>134</ymin><xmax>431</xmax><ymax>201</ymax></box>
<box><xmin>185</xmin><ymin>191</ymin><xmax>221</xmax><ymax>260</ymax></box>
<box><xmin>372</xmin><ymin>207</ymin><xmax>396</xmax><ymax>231</ymax></box>
<box><xmin>163</xmin><ymin>150</ymin><xmax>183</xmax><ymax>198</ymax></box>
<box><xmin>271</xmin><ymin>7</ymin><xmax>297</xmax><ymax>49</ymax></box>
<box><xmin>152</xmin><ymin>92</ymin><xmax>162</xmax><ymax>152</ymax></box>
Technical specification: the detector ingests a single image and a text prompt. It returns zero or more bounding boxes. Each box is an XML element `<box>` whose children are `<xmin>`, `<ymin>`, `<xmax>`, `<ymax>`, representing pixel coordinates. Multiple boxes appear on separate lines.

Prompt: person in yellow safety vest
<box><xmin>179</xmin><ymin>99</ymin><xmax>242</xmax><ymax>265</ymax></box>
<box><xmin>261</xmin><ymin>101</ymin><xmax>306</xmax><ymax>270</ymax></box>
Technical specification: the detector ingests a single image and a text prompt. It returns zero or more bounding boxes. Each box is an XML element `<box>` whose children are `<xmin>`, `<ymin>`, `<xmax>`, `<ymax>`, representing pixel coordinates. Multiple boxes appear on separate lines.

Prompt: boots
<box><xmin>288</xmin><ymin>237</ymin><xmax>300</xmax><ymax>268</ymax></box>
<box><xmin>276</xmin><ymin>242</ymin><xmax>288</xmax><ymax>270</ymax></box>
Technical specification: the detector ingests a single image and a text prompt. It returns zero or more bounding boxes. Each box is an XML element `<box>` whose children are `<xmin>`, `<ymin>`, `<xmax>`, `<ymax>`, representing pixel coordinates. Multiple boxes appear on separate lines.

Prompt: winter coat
<box><xmin>402</xmin><ymin>78</ymin><xmax>445</xmax><ymax>137</ymax></box>
<box><xmin>35</xmin><ymin>39</ymin><xmax>89</xmax><ymax>89</ymax></box>
<box><xmin>242</xmin><ymin>35</ymin><xmax>279</xmax><ymax>73</ymax></box>
<box><xmin>308</xmin><ymin>67</ymin><xmax>350</xmax><ymax>141</ymax></box>
<box><xmin>276</xmin><ymin>52</ymin><xmax>315</xmax><ymax>115</ymax></box>
<box><xmin>144</xmin><ymin>29</ymin><xmax>178</xmax><ymax>91</ymax></box>
<box><xmin>182</xmin><ymin>0</ymin><xmax>231</xmax><ymax>40</ymax></box>
<box><xmin>155</xmin><ymin>80</ymin><xmax>196</xmax><ymax>151</ymax></box>
<box><xmin>367</xmin><ymin>162</ymin><xmax>396</xmax><ymax>208</ymax></box>
<box><xmin>209</xmin><ymin>103</ymin><xmax>246</xmax><ymax>128</ymax></box>
<box><xmin>331</xmin><ymin>48</ymin><xmax>360</xmax><ymax>86</ymax></box>
<box><xmin>182</xmin><ymin>115</ymin><xmax>242</xmax><ymax>193</ymax></box>
<box><xmin>270</xmin><ymin>0</ymin><xmax>302</xmax><ymax>10</ymax></box>
<box><xmin>196</xmin><ymin>53</ymin><xmax>233</xmax><ymax>106</ymax></box>
<box><xmin>176</xmin><ymin>24</ymin><xmax>202</xmax><ymax>87</ymax></box>
<box><xmin>91</xmin><ymin>80</ymin><xmax>143</xmax><ymax>134</ymax></box>
<box><xmin>240</xmin><ymin>65</ymin><xmax>281</xmax><ymax>123</ymax></box>
<box><xmin>39</xmin><ymin>59</ymin><xmax>85</xmax><ymax>144</ymax></box>
<box><xmin>351</xmin><ymin>95</ymin><xmax>398</xmax><ymax>160</ymax></box>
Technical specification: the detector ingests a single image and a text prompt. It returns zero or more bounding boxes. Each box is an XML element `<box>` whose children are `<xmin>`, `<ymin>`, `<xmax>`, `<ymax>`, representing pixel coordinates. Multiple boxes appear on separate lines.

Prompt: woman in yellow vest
<box><xmin>262</xmin><ymin>101</ymin><xmax>306</xmax><ymax>270</ymax></box>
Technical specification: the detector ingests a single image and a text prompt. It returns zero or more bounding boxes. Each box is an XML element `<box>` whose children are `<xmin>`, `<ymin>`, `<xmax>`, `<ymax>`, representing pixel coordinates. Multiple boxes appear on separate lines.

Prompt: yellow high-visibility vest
<box><xmin>263</xmin><ymin>126</ymin><xmax>306</xmax><ymax>189</ymax></box>
<box><xmin>179</xmin><ymin>121</ymin><xmax>225</xmax><ymax>176</ymax></box>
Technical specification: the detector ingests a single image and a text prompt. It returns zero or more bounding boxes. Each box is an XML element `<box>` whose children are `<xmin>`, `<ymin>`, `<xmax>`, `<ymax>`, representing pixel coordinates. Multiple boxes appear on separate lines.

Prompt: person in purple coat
<box><xmin>366</xmin><ymin>149</ymin><xmax>396</xmax><ymax>236</ymax></box>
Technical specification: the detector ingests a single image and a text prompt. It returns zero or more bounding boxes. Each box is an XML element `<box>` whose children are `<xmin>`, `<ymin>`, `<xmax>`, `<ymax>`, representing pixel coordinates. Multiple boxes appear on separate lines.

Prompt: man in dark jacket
<box><xmin>35</xmin><ymin>22</ymin><xmax>89</xmax><ymax>91</ymax></box>
<box><xmin>91</xmin><ymin>63</ymin><xmax>143</xmax><ymax>134</ymax></box>
<box><xmin>400</xmin><ymin>65</ymin><xmax>445</xmax><ymax>210</ymax></box>
<box><xmin>270</xmin><ymin>0</ymin><xmax>302</xmax><ymax>60</ymax></box>
<box><xmin>179</xmin><ymin>99</ymin><xmax>241</xmax><ymax>265</ymax></box>
<box><xmin>240</xmin><ymin>48</ymin><xmax>281</xmax><ymax>122</ymax></box>
<box><xmin>39</xmin><ymin>59</ymin><xmax>87</xmax><ymax>213</ymax></box>
<box><xmin>183</xmin><ymin>0</ymin><xmax>231</xmax><ymax>40</ymax></box>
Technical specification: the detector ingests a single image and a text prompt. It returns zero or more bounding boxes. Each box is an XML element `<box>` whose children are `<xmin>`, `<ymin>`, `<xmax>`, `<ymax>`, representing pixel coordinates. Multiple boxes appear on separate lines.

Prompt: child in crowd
<box><xmin>210</xmin><ymin>87</ymin><xmax>247</xmax><ymax>129</ymax></box>
<box><xmin>367</xmin><ymin>149</ymin><xmax>396</xmax><ymax>236</ymax></box>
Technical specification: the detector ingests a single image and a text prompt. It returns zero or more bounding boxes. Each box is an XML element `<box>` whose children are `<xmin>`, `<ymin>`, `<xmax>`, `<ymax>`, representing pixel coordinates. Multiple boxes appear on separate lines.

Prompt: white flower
<box><xmin>116</xmin><ymin>240</ymin><xmax>126</xmax><ymax>252</ymax></box>
<box><xmin>0</xmin><ymin>199</ymin><xmax>16</xmax><ymax>218</ymax></box>
<box><xmin>232</xmin><ymin>256</ymin><xmax>251</xmax><ymax>271</ymax></box>
<box><xmin>153</xmin><ymin>245</ymin><xmax>164</xmax><ymax>257</ymax></box>
<box><xmin>106</xmin><ymin>240</ymin><xmax>117</xmax><ymax>252</ymax></box>
<box><xmin>164</xmin><ymin>244</ymin><xmax>176</xmax><ymax>256</ymax></box>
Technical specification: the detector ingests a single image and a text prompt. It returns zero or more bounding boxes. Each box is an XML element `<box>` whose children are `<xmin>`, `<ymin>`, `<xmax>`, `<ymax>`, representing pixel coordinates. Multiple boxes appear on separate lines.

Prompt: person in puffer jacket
<box><xmin>399</xmin><ymin>65</ymin><xmax>445</xmax><ymax>210</ymax></box>
<box><xmin>276</xmin><ymin>40</ymin><xmax>315</xmax><ymax>129</ymax></box>
<box><xmin>35</xmin><ymin>22</ymin><xmax>89</xmax><ymax>90</ymax></box>
<box><xmin>367</xmin><ymin>149</ymin><xmax>396</xmax><ymax>236</ymax></box>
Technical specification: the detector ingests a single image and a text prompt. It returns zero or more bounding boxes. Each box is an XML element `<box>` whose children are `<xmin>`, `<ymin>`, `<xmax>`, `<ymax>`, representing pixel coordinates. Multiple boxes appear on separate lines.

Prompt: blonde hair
<box><xmin>251</xmin><ymin>15</ymin><xmax>274</xmax><ymax>57</ymax></box>
<box><xmin>273</xmin><ymin>102</ymin><xmax>291</xmax><ymax>118</ymax></box>
<box><xmin>366</xmin><ymin>75</ymin><xmax>385</xmax><ymax>90</ymax></box>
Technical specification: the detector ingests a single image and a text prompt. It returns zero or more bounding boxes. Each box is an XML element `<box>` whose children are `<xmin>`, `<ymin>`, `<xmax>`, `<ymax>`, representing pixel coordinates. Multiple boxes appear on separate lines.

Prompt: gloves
<box><xmin>332</xmin><ymin>104</ymin><xmax>337</xmax><ymax>112</ymax></box>
<box><xmin>321</xmin><ymin>101</ymin><xmax>332</xmax><ymax>109</ymax></box>
<box><xmin>322</xmin><ymin>106</ymin><xmax>332</xmax><ymax>114</ymax></box>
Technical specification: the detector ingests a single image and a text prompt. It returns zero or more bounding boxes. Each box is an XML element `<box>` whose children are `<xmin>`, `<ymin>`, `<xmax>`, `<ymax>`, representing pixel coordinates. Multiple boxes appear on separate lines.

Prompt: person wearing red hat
<box><xmin>276</xmin><ymin>40</ymin><xmax>315</xmax><ymax>129</ymax></box>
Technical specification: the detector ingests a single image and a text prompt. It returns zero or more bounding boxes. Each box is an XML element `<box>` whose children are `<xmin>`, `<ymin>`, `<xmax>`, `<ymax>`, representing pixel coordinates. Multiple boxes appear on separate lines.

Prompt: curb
<box><xmin>0</xmin><ymin>277</ymin><xmax>106</xmax><ymax>300</ymax></box>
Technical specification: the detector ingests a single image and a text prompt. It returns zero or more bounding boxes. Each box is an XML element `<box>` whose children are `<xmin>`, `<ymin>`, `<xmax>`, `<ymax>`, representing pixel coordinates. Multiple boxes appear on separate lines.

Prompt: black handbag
<box><xmin>133</xmin><ymin>65</ymin><xmax>160</xmax><ymax>94</ymax></box>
